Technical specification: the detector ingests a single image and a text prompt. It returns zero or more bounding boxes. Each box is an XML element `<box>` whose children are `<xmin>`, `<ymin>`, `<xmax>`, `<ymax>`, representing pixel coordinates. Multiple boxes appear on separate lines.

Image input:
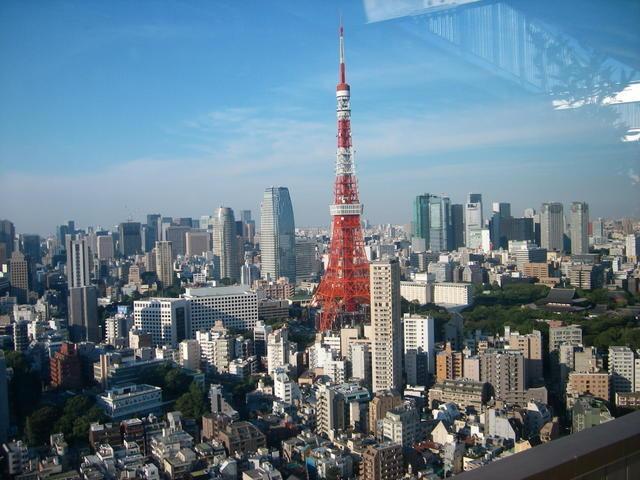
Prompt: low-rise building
<box><xmin>97</xmin><ymin>384</ymin><xmax>163</xmax><ymax>420</ymax></box>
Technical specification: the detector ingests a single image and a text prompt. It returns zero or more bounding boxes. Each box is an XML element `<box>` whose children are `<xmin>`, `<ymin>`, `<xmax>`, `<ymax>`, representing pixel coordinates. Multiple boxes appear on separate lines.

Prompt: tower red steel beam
<box><xmin>314</xmin><ymin>24</ymin><xmax>370</xmax><ymax>331</ymax></box>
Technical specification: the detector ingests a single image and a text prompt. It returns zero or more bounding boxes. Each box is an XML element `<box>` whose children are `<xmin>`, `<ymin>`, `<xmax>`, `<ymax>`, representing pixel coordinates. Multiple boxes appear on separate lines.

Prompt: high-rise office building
<box><xmin>19</xmin><ymin>234</ymin><xmax>41</xmax><ymax>265</ymax></box>
<box><xmin>155</xmin><ymin>241</ymin><xmax>174</xmax><ymax>288</ymax></box>
<box><xmin>370</xmin><ymin>259</ymin><xmax>402</xmax><ymax>393</ymax></box>
<box><xmin>260</xmin><ymin>187</ymin><xmax>296</xmax><ymax>282</ymax></box>
<box><xmin>465</xmin><ymin>193</ymin><xmax>483</xmax><ymax>249</ymax></box>
<box><xmin>165</xmin><ymin>225</ymin><xmax>191</xmax><ymax>258</ymax></box>
<box><xmin>429</xmin><ymin>195</ymin><xmax>452</xmax><ymax>252</ymax></box>
<box><xmin>570</xmin><ymin>202</ymin><xmax>589</xmax><ymax>255</ymax></box>
<box><xmin>96</xmin><ymin>234</ymin><xmax>114</xmax><ymax>261</ymax></box>
<box><xmin>625</xmin><ymin>234</ymin><xmax>639</xmax><ymax>261</ymax></box>
<box><xmin>540</xmin><ymin>202</ymin><xmax>564</xmax><ymax>252</ymax></box>
<box><xmin>492</xmin><ymin>202</ymin><xmax>511</xmax><ymax>218</ymax></box>
<box><xmin>118</xmin><ymin>222</ymin><xmax>142</xmax><ymax>257</ymax></box>
<box><xmin>413</xmin><ymin>195</ymin><xmax>430</xmax><ymax>242</ymax></box>
<box><xmin>66</xmin><ymin>236</ymin><xmax>92</xmax><ymax>288</ymax></box>
<box><xmin>509</xmin><ymin>240</ymin><xmax>548</xmax><ymax>270</ymax></box>
<box><xmin>69</xmin><ymin>285</ymin><xmax>99</xmax><ymax>343</ymax></box>
<box><xmin>239</xmin><ymin>210</ymin><xmax>255</xmax><ymax>245</ymax></box>
<box><xmin>0</xmin><ymin>220</ymin><xmax>15</xmax><ymax>263</ymax></box>
<box><xmin>213</xmin><ymin>207</ymin><xmax>240</xmax><ymax>281</ymax></box>
<box><xmin>9</xmin><ymin>251</ymin><xmax>31</xmax><ymax>304</ymax></box>
<box><xmin>591</xmin><ymin>217</ymin><xmax>605</xmax><ymax>243</ymax></box>
<box><xmin>412</xmin><ymin>194</ymin><xmax>451</xmax><ymax>252</ymax></box>
<box><xmin>145</xmin><ymin>214</ymin><xmax>161</xmax><ymax>252</ymax></box>
<box><xmin>295</xmin><ymin>239</ymin><xmax>317</xmax><ymax>281</ymax></box>
<box><xmin>450</xmin><ymin>204</ymin><xmax>465</xmax><ymax>251</ymax></box>
<box><xmin>185</xmin><ymin>230</ymin><xmax>210</xmax><ymax>257</ymax></box>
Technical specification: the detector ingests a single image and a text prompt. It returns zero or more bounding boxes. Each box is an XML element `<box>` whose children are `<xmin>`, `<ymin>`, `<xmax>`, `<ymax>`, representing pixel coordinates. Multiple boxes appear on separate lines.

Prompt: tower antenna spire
<box><xmin>339</xmin><ymin>19</ymin><xmax>346</xmax><ymax>84</ymax></box>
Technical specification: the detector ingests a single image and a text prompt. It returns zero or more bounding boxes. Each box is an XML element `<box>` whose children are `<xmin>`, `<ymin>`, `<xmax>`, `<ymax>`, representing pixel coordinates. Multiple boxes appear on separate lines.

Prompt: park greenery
<box><xmin>137</xmin><ymin>363</ymin><xmax>195</xmax><ymax>401</ymax></box>
<box><xmin>175</xmin><ymin>382</ymin><xmax>208</xmax><ymax>419</ymax></box>
<box><xmin>25</xmin><ymin>395</ymin><xmax>106</xmax><ymax>447</ymax></box>
<box><xmin>461</xmin><ymin>283</ymin><xmax>640</xmax><ymax>351</ymax></box>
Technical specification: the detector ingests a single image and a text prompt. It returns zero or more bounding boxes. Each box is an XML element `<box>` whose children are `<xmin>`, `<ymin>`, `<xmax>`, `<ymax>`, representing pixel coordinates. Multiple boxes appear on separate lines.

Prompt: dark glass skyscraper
<box><xmin>260</xmin><ymin>187</ymin><xmax>296</xmax><ymax>282</ymax></box>
<box><xmin>451</xmin><ymin>204</ymin><xmax>465</xmax><ymax>250</ymax></box>
<box><xmin>118</xmin><ymin>222</ymin><xmax>142</xmax><ymax>257</ymax></box>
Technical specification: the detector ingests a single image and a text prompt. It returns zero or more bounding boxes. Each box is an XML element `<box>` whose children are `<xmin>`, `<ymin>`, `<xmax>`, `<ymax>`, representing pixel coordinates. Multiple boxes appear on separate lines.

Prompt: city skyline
<box><xmin>1</xmin><ymin>1</ymin><xmax>639</xmax><ymax>234</ymax></box>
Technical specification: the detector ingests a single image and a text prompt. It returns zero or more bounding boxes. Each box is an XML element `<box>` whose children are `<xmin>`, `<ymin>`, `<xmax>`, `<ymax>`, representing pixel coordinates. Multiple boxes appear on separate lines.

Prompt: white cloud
<box><xmin>2</xmin><ymin>101</ymin><xmax>636</xmax><ymax>234</ymax></box>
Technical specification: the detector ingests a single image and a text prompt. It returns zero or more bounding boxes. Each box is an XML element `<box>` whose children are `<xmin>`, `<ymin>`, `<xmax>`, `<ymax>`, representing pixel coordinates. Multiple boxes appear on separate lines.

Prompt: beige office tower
<box><xmin>213</xmin><ymin>207</ymin><xmax>240</xmax><ymax>281</ymax></box>
<box><xmin>155</xmin><ymin>241</ymin><xmax>173</xmax><ymax>288</ymax></box>
<box><xmin>370</xmin><ymin>259</ymin><xmax>402</xmax><ymax>393</ymax></box>
<box><xmin>185</xmin><ymin>230</ymin><xmax>211</xmax><ymax>257</ymax></box>
<box><xmin>570</xmin><ymin>202</ymin><xmax>589</xmax><ymax>255</ymax></box>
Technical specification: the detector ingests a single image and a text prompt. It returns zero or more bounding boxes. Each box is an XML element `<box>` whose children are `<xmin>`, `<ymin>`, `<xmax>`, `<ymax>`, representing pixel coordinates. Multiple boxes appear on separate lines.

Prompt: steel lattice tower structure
<box><xmin>314</xmin><ymin>25</ymin><xmax>370</xmax><ymax>331</ymax></box>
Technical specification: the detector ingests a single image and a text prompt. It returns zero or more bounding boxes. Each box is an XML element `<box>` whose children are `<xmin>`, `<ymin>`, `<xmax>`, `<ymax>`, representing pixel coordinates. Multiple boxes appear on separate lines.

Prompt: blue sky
<box><xmin>1</xmin><ymin>0</ymin><xmax>638</xmax><ymax>234</ymax></box>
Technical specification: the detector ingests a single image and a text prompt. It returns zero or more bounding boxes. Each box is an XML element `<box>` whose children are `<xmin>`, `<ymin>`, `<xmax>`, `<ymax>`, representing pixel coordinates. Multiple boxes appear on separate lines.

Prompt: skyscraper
<box><xmin>465</xmin><ymin>193</ymin><xmax>483</xmax><ymax>248</ymax></box>
<box><xmin>165</xmin><ymin>225</ymin><xmax>191</xmax><ymax>258</ymax></box>
<box><xmin>570</xmin><ymin>202</ymin><xmax>589</xmax><ymax>255</ymax></box>
<box><xmin>19</xmin><ymin>234</ymin><xmax>41</xmax><ymax>265</ymax></box>
<box><xmin>9</xmin><ymin>251</ymin><xmax>31</xmax><ymax>304</ymax></box>
<box><xmin>370</xmin><ymin>259</ymin><xmax>402</xmax><ymax>393</ymax></box>
<box><xmin>260</xmin><ymin>187</ymin><xmax>296</xmax><ymax>283</ymax></box>
<box><xmin>155</xmin><ymin>241</ymin><xmax>174</xmax><ymax>288</ymax></box>
<box><xmin>0</xmin><ymin>220</ymin><xmax>15</xmax><ymax>263</ymax></box>
<box><xmin>145</xmin><ymin>214</ymin><xmax>161</xmax><ymax>252</ymax></box>
<box><xmin>66</xmin><ymin>236</ymin><xmax>92</xmax><ymax>288</ymax></box>
<box><xmin>213</xmin><ymin>207</ymin><xmax>240</xmax><ymax>281</ymax></box>
<box><xmin>429</xmin><ymin>195</ymin><xmax>452</xmax><ymax>252</ymax></box>
<box><xmin>450</xmin><ymin>204</ymin><xmax>465</xmax><ymax>251</ymax></box>
<box><xmin>69</xmin><ymin>285</ymin><xmax>99</xmax><ymax>343</ymax></box>
<box><xmin>413</xmin><ymin>195</ymin><xmax>430</xmax><ymax>242</ymax></box>
<box><xmin>540</xmin><ymin>202</ymin><xmax>564</xmax><ymax>252</ymax></box>
<box><xmin>118</xmin><ymin>222</ymin><xmax>142</xmax><ymax>257</ymax></box>
<box><xmin>413</xmin><ymin>194</ymin><xmax>452</xmax><ymax>252</ymax></box>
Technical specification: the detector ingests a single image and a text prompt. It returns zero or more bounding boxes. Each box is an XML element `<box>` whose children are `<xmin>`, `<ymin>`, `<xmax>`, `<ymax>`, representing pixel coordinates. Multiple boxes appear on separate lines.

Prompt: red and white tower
<box><xmin>314</xmin><ymin>25</ymin><xmax>370</xmax><ymax>331</ymax></box>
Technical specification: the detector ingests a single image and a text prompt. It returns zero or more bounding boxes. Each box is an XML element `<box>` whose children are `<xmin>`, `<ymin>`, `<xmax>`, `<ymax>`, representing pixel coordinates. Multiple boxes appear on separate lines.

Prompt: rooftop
<box><xmin>184</xmin><ymin>285</ymin><xmax>254</xmax><ymax>297</ymax></box>
<box><xmin>456</xmin><ymin>410</ymin><xmax>640</xmax><ymax>480</ymax></box>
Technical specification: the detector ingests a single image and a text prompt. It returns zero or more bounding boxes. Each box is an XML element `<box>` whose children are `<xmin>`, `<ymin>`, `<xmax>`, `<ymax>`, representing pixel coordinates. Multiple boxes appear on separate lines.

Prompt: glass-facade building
<box><xmin>260</xmin><ymin>187</ymin><xmax>296</xmax><ymax>283</ymax></box>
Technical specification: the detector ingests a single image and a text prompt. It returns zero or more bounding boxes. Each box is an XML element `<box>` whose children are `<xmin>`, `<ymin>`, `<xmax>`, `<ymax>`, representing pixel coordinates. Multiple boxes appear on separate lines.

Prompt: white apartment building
<box><xmin>273</xmin><ymin>369</ymin><xmax>300</xmax><ymax>404</ymax></box>
<box><xmin>403</xmin><ymin>314</ymin><xmax>435</xmax><ymax>374</ymax></box>
<box><xmin>179</xmin><ymin>339</ymin><xmax>201</xmax><ymax>371</ymax></box>
<box><xmin>433</xmin><ymin>283</ymin><xmax>474</xmax><ymax>307</ymax></box>
<box><xmin>400</xmin><ymin>281</ymin><xmax>432</xmax><ymax>305</ymax></box>
<box><xmin>196</xmin><ymin>328</ymin><xmax>234</xmax><ymax>373</ymax></box>
<box><xmin>609</xmin><ymin>346</ymin><xmax>635</xmax><ymax>397</ymax></box>
<box><xmin>266</xmin><ymin>327</ymin><xmax>296</xmax><ymax>376</ymax></box>
<box><xmin>370</xmin><ymin>259</ymin><xmax>402</xmax><ymax>393</ymax></box>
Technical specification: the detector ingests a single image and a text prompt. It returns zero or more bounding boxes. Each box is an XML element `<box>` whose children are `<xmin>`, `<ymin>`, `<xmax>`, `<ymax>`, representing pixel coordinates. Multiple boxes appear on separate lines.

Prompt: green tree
<box><xmin>164</xmin><ymin>368</ymin><xmax>192</xmax><ymax>400</ymax></box>
<box><xmin>175</xmin><ymin>382</ymin><xmax>207</xmax><ymax>419</ymax></box>
<box><xmin>26</xmin><ymin>405</ymin><xmax>60</xmax><ymax>446</ymax></box>
<box><xmin>4</xmin><ymin>350</ymin><xmax>42</xmax><ymax>424</ymax></box>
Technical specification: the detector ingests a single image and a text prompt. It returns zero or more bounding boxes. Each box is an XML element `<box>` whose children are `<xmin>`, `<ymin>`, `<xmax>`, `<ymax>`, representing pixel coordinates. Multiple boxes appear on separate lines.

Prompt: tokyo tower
<box><xmin>314</xmin><ymin>24</ymin><xmax>370</xmax><ymax>331</ymax></box>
